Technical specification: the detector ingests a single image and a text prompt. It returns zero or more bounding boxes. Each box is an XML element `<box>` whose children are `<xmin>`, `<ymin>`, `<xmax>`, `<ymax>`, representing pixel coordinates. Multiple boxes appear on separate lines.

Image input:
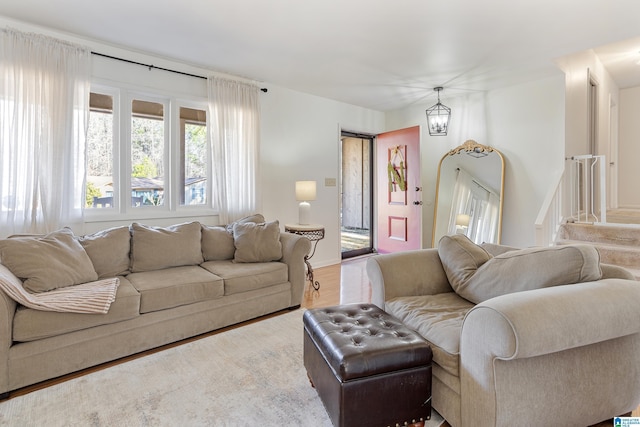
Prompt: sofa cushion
<box><xmin>480</xmin><ymin>242</ymin><xmax>519</xmax><ymax>257</ymax></box>
<box><xmin>439</xmin><ymin>235</ymin><xmax>603</xmax><ymax>304</ymax></box>
<box><xmin>200</xmin><ymin>214</ymin><xmax>267</xmax><ymax>261</ymax></box>
<box><xmin>385</xmin><ymin>292</ymin><xmax>474</xmax><ymax>378</ymax></box>
<box><xmin>438</xmin><ymin>234</ymin><xmax>492</xmax><ymax>292</ymax></box>
<box><xmin>201</xmin><ymin>225</ymin><xmax>235</xmax><ymax>261</ymax></box>
<box><xmin>225</xmin><ymin>213</ymin><xmax>265</xmax><ymax>232</ymax></box>
<box><xmin>232</xmin><ymin>220</ymin><xmax>282</xmax><ymax>263</ymax></box>
<box><xmin>201</xmin><ymin>260</ymin><xmax>288</xmax><ymax>295</ymax></box>
<box><xmin>126</xmin><ymin>266</ymin><xmax>224</xmax><ymax>313</ymax></box>
<box><xmin>12</xmin><ymin>277</ymin><xmax>140</xmax><ymax>342</ymax></box>
<box><xmin>0</xmin><ymin>228</ymin><xmax>98</xmax><ymax>293</ymax></box>
<box><xmin>78</xmin><ymin>226</ymin><xmax>131</xmax><ymax>278</ymax></box>
<box><xmin>130</xmin><ymin>222</ymin><xmax>204</xmax><ymax>273</ymax></box>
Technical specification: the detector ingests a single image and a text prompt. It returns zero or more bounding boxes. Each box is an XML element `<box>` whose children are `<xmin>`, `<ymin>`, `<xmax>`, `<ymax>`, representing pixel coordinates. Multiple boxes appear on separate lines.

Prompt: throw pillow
<box><xmin>78</xmin><ymin>226</ymin><xmax>131</xmax><ymax>278</ymax></box>
<box><xmin>232</xmin><ymin>220</ymin><xmax>282</xmax><ymax>263</ymax></box>
<box><xmin>201</xmin><ymin>225</ymin><xmax>235</xmax><ymax>261</ymax></box>
<box><xmin>130</xmin><ymin>222</ymin><xmax>204</xmax><ymax>272</ymax></box>
<box><xmin>437</xmin><ymin>234</ymin><xmax>492</xmax><ymax>292</ymax></box>
<box><xmin>0</xmin><ymin>228</ymin><xmax>98</xmax><ymax>293</ymax></box>
<box><xmin>480</xmin><ymin>242</ymin><xmax>520</xmax><ymax>257</ymax></box>
<box><xmin>438</xmin><ymin>235</ymin><xmax>603</xmax><ymax>304</ymax></box>
<box><xmin>225</xmin><ymin>213</ymin><xmax>266</xmax><ymax>232</ymax></box>
<box><xmin>460</xmin><ymin>244</ymin><xmax>602</xmax><ymax>303</ymax></box>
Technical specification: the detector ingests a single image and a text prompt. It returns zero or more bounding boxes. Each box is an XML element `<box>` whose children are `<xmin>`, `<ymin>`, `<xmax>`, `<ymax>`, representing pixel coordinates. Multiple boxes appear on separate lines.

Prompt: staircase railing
<box><xmin>568</xmin><ymin>154</ymin><xmax>607</xmax><ymax>224</ymax></box>
<box><xmin>534</xmin><ymin>170</ymin><xmax>564</xmax><ymax>247</ymax></box>
<box><xmin>535</xmin><ymin>155</ymin><xmax>608</xmax><ymax>247</ymax></box>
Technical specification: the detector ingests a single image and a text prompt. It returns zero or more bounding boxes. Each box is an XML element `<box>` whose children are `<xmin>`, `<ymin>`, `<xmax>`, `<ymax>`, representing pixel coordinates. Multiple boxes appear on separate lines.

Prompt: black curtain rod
<box><xmin>91</xmin><ymin>51</ymin><xmax>267</xmax><ymax>92</ymax></box>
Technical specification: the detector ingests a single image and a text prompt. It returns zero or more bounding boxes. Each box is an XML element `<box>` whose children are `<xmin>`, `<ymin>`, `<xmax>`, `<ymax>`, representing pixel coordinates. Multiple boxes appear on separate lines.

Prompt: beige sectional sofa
<box><xmin>367</xmin><ymin>234</ymin><xmax>640</xmax><ymax>427</ymax></box>
<box><xmin>0</xmin><ymin>215</ymin><xmax>311</xmax><ymax>398</ymax></box>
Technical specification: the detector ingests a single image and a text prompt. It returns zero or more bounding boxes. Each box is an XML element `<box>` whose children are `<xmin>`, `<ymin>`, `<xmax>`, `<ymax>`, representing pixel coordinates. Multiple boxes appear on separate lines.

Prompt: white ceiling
<box><xmin>2</xmin><ymin>0</ymin><xmax>640</xmax><ymax>111</ymax></box>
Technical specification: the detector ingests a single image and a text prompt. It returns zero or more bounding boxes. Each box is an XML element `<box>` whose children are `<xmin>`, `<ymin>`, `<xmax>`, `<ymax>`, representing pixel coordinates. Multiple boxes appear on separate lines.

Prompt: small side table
<box><xmin>284</xmin><ymin>223</ymin><xmax>324</xmax><ymax>290</ymax></box>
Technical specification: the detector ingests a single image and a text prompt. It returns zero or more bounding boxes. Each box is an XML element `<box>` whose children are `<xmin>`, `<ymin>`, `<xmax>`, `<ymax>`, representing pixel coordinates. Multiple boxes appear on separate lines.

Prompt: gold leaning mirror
<box><xmin>432</xmin><ymin>140</ymin><xmax>505</xmax><ymax>247</ymax></box>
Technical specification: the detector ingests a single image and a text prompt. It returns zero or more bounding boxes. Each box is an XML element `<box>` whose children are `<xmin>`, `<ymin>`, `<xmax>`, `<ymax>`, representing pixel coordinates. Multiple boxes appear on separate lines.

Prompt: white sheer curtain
<box><xmin>0</xmin><ymin>28</ymin><xmax>91</xmax><ymax>236</ymax></box>
<box><xmin>480</xmin><ymin>192</ymin><xmax>500</xmax><ymax>243</ymax></box>
<box><xmin>207</xmin><ymin>77</ymin><xmax>260</xmax><ymax>224</ymax></box>
<box><xmin>449</xmin><ymin>167</ymin><xmax>501</xmax><ymax>244</ymax></box>
<box><xmin>448</xmin><ymin>168</ymin><xmax>473</xmax><ymax>235</ymax></box>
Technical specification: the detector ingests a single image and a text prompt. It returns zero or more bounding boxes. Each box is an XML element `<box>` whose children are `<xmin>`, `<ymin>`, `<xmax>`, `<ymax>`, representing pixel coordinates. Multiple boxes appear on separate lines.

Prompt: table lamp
<box><xmin>296</xmin><ymin>181</ymin><xmax>316</xmax><ymax>225</ymax></box>
<box><xmin>455</xmin><ymin>213</ymin><xmax>470</xmax><ymax>235</ymax></box>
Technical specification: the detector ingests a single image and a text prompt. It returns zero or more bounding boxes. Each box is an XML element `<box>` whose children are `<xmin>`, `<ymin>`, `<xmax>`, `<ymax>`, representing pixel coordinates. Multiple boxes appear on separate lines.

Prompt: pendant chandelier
<box><xmin>425</xmin><ymin>87</ymin><xmax>451</xmax><ymax>136</ymax></box>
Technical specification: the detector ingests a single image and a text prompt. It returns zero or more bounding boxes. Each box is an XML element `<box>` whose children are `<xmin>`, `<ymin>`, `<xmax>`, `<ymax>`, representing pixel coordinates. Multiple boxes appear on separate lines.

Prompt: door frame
<box><xmin>340</xmin><ymin>130</ymin><xmax>375</xmax><ymax>259</ymax></box>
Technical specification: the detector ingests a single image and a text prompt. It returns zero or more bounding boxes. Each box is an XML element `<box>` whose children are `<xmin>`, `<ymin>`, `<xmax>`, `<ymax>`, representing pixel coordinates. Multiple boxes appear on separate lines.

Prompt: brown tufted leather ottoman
<box><xmin>303</xmin><ymin>303</ymin><xmax>432</xmax><ymax>427</ymax></box>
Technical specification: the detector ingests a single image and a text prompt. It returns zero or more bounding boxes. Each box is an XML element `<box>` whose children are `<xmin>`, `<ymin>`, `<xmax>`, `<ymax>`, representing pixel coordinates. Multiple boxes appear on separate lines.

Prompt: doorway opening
<box><xmin>340</xmin><ymin>131</ymin><xmax>374</xmax><ymax>259</ymax></box>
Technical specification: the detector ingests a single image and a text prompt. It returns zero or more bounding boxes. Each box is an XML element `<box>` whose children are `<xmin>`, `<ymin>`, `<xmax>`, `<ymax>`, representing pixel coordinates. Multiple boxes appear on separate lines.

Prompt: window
<box><xmin>87</xmin><ymin>92</ymin><xmax>115</xmax><ymax>208</ymax></box>
<box><xmin>131</xmin><ymin>99</ymin><xmax>165</xmax><ymax>207</ymax></box>
<box><xmin>86</xmin><ymin>87</ymin><xmax>209</xmax><ymax>215</ymax></box>
<box><xmin>180</xmin><ymin>107</ymin><xmax>207</xmax><ymax>206</ymax></box>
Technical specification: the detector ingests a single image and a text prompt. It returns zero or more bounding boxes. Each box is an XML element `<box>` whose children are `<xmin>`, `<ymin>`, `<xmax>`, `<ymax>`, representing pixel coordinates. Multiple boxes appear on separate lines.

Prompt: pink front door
<box><xmin>376</xmin><ymin>126</ymin><xmax>422</xmax><ymax>253</ymax></box>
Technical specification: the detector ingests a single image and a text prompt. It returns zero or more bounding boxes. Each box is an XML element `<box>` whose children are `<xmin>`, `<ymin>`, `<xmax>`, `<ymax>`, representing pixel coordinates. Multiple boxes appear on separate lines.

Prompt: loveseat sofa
<box><xmin>0</xmin><ymin>214</ymin><xmax>311</xmax><ymax>398</ymax></box>
<box><xmin>366</xmin><ymin>234</ymin><xmax>640</xmax><ymax>427</ymax></box>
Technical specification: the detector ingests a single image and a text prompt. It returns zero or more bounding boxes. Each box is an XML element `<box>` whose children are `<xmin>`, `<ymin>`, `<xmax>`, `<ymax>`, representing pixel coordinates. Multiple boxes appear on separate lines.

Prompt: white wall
<box><xmin>260</xmin><ymin>86</ymin><xmax>385</xmax><ymax>267</ymax></box>
<box><xmin>486</xmin><ymin>76</ymin><xmax>566</xmax><ymax>248</ymax></box>
<box><xmin>619</xmin><ymin>86</ymin><xmax>640</xmax><ymax>208</ymax></box>
<box><xmin>387</xmin><ymin>75</ymin><xmax>566</xmax><ymax>248</ymax></box>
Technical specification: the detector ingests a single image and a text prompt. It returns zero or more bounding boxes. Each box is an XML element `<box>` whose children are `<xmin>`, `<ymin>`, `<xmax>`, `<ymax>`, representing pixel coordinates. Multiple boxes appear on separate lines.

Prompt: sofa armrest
<box><xmin>366</xmin><ymin>249</ymin><xmax>453</xmax><ymax>309</ymax></box>
<box><xmin>460</xmin><ymin>279</ymin><xmax>640</xmax><ymax>426</ymax></box>
<box><xmin>0</xmin><ymin>265</ymin><xmax>18</xmax><ymax>395</ymax></box>
<box><xmin>463</xmin><ymin>279</ymin><xmax>640</xmax><ymax>359</ymax></box>
<box><xmin>279</xmin><ymin>232</ymin><xmax>312</xmax><ymax>306</ymax></box>
<box><xmin>0</xmin><ymin>265</ymin><xmax>17</xmax><ymax>339</ymax></box>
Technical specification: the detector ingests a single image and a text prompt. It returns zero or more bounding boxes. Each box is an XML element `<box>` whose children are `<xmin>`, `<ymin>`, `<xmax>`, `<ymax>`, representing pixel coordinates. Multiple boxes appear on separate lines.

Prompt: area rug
<box><xmin>0</xmin><ymin>309</ymin><xmax>444</xmax><ymax>426</ymax></box>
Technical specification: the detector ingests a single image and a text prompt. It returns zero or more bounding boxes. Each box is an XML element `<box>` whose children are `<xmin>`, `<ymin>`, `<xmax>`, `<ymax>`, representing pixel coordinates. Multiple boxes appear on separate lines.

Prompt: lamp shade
<box><xmin>455</xmin><ymin>214</ymin><xmax>470</xmax><ymax>227</ymax></box>
<box><xmin>295</xmin><ymin>181</ymin><xmax>316</xmax><ymax>201</ymax></box>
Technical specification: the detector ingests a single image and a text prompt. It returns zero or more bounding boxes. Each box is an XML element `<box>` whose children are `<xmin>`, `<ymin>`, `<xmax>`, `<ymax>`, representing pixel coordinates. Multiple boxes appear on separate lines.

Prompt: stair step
<box><xmin>556</xmin><ymin>239</ymin><xmax>640</xmax><ymax>269</ymax></box>
<box><xmin>558</xmin><ymin>223</ymin><xmax>640</xmax><ymax>247</ymax></box>
<box><xmin>556</xmin><ymin>223</ymin><xmax>640</xmax><ymax>278</ymax></box>
<box><xmin>556</xmin><ymin>240</ymin><xmax>640</xmax><ymax>280</ymax></box>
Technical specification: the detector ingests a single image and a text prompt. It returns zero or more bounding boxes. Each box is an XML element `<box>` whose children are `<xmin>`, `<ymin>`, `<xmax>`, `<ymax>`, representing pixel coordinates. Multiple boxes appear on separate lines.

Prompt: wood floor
<box><xmin>301</xmin><ymin>255</ymin><xmax>372</xmax><ymax>309</ymax></box>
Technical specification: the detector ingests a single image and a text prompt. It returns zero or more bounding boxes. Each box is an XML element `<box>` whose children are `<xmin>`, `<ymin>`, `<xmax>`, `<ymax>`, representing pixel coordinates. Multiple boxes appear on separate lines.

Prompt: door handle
<box><xmin>413</xmin><ymin>201</ymin><xmax>423</xmax><ymax>205</ymax></box>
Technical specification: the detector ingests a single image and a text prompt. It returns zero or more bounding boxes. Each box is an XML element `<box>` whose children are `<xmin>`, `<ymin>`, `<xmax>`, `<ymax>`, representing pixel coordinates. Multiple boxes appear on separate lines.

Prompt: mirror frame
<box><xmin>431</xmin><ymin>140</ymin><xmax>505</xmax><ymax>247</ymax></box>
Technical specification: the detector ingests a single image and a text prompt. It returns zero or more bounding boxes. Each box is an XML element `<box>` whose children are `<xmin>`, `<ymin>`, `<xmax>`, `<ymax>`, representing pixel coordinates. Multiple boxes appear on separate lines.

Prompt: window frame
<box><xmin>175</xmin><ymin>102</ymin><xmax>210</xmax><ymax>208</ymax></box>
<box><xmin>127</xmin><ymin>93</ymin><xmax>169</xmax><ymax>210</ymax></box>
<box><xmin>84</xmin><ymin>83</ymin><xmax>214</xmax><ymax>223</ymax></box>
<box><xmin>85</xmin><ymin>84</ymin><xmax>120</xmax><ymax>213</ymax></box>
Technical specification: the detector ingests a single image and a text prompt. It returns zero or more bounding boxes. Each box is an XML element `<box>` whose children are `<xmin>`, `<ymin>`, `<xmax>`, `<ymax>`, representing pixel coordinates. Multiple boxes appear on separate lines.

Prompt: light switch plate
<box><xmin>325</xmin><ymin>177</ymin><xmax>336</xmax><ymax>187</ymax></box>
